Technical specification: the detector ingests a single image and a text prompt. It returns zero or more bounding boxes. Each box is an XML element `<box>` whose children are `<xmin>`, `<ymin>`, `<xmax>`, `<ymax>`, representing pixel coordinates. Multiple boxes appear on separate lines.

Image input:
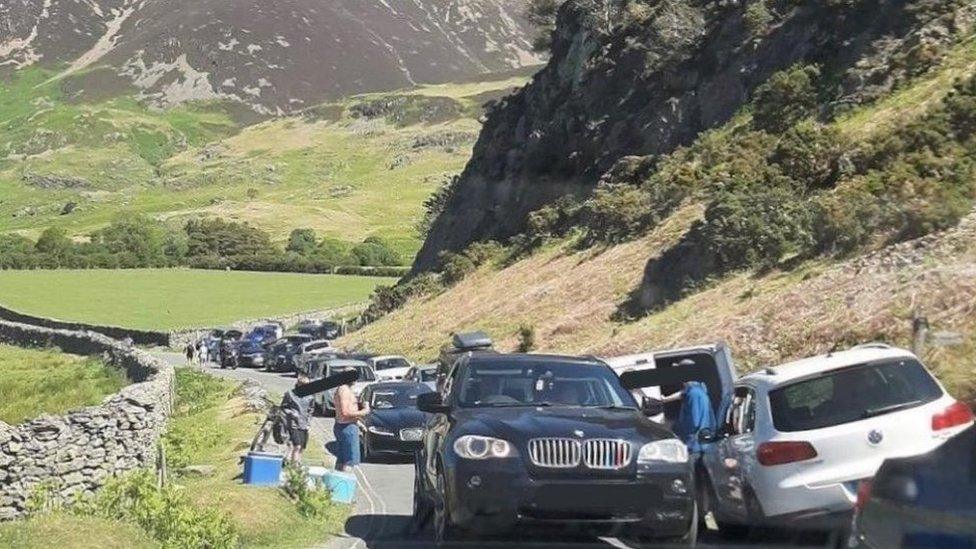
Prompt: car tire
<box><xmin>412</xmin><ymin>467</ymin><xmax>433</xmax><ymax>533</ymax></box>
<box><xmin>433</xmin><ymin>470</ymin><xmax>466</xmax><ymax>544</ymax></box>
<box><xmin>361</xmin><ymin>435</ymin><xmax>371</xmax><ymax>463</ymax></box>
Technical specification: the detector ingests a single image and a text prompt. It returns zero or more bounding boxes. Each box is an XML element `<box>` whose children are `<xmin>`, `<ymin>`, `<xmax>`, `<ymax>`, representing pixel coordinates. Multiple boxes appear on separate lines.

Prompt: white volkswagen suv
<box><xmin>698</xmin><ymin>344</ymin><xmax>973</xmax><ymax>536</ymax></box>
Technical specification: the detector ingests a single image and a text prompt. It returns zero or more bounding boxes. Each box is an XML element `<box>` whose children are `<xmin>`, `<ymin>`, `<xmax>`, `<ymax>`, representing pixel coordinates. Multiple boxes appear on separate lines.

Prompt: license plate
<box><xmin>400</xmin><ymin>429</ymin><xmax>423</xmax><ymax>441</ymax></box>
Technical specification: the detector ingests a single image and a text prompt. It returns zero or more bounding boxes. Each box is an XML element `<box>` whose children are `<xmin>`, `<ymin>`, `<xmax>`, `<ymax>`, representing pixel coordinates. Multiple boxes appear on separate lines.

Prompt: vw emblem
<box><xmin>573</xmin><ymin>430</ymin><xmax>585</xmax><ymax>438</ymax></box>
<box><xmin>867</xmin><ymin>429</ymin><xmax>884</xmax><ymax>445</ymax></box>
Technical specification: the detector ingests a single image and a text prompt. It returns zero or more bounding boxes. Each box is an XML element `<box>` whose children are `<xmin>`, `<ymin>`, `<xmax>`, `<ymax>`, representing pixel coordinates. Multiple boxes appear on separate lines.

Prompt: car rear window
<box><xmin>769</xmin><ymin>358</ymin><xmax>943</xmax><ymax>432</ymax></box>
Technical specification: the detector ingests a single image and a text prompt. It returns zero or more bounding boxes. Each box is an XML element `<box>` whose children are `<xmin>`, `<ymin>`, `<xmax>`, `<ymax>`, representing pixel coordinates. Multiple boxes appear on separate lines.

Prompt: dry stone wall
<box><xmin>0</xmin><ymin>305</ymin><xmax>170</xmax><ymax>347</ymax></box>
<box><xmin>0</xmin><ymin>320</ymin><xmax>174</xmax><ymax>520</ymax></box>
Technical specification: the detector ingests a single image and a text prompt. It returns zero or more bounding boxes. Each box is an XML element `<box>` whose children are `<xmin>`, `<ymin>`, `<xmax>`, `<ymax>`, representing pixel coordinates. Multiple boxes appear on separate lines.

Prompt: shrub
<box><xmin>463</xmin><ymin>240</ymin><xmax>505</xmax><ymax>266</ymax></box>
<box><xmin>744</xmin><ymin>0</ymin><xmax>773</xmax><ymax>35</ymax></box>
<box><xmin>752</xmin><ymin>64</ymin><xmax>821</xmax><ymax>134</ymax></box>
<box><xmin>286</xmin><ymin>228</ymin><xmax>318</xmax><ymax>255</ymax></box>
<box><xmin>579</xmin><ymin>183</ymin><xmax>653</xmax><ymax>244</ymax></box>
<box><xmin>945</xmin><ymin>75</ymin><xmax>976</xmax><ymax>140</ymax></box>
<box><xmin>281</xmin><ymin>465</ymin><xmax>334</xmax><ymax>519</ymax></box>
<box><xmin>770</xmin><ymin>120</ymin><xmax>844</xmax><ymax>191</ymax></box>
<box><xmin>77</xmin><ymin>471</ymin><xmax>239</xmax><ymax>549</ymax></box>
<box><xmin>440</xmin><ymin>252</ymin><xmax>476</xmax><ymax>286</ymax></box>
<box><xmin>699</xmin><ymin>187</ymin><xmax>815</xmax><ymax>270</ymax></box>
<box><xmin>517</xmin><ymin>324</ymin><xmax>536</xmax><ymax>353</ymax></box>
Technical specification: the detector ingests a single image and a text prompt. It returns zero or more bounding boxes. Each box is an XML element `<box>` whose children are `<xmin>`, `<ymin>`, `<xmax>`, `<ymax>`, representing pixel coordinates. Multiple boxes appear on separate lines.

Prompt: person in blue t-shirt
<box><xmin>667</xmin><ymin>381</ymin><xmax>716</xmax><ymax>454</ymax></box>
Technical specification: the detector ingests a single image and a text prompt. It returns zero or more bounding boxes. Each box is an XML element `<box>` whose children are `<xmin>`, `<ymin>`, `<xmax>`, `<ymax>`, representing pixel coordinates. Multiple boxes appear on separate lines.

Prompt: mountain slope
<box><xmin>413</xmin><ymin>0</ymin><xmax>973</xmax><ymax>270</ymax></box>
<box><xmin>0</xmin><ymin>0</ymin><xmax>540</xmax><ymax>114</ymax></box>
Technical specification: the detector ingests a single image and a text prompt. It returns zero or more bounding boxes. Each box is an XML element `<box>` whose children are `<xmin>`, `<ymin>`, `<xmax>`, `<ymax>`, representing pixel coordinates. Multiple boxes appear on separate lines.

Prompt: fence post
<box><xmin>912</xmin><ymin>311</ymin><xmax>929</xmax><ymax>357</ymax></box>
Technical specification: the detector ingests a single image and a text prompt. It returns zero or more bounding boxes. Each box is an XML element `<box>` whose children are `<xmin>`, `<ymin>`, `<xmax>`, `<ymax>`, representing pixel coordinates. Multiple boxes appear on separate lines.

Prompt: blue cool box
<box><xmin>242</xmin><ymin>451</ymin><xmax>283</xmax><ymax>486</ymax></box>
<box><xmin>324</xmin><ymin>470</ymin><xmax>357</xmax><ymax>504</ymax></box>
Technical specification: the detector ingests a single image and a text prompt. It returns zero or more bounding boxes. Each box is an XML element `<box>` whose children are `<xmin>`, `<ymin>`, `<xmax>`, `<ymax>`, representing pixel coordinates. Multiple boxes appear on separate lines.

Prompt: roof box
<box><xmin>452</xmin><ymin>331</ymin><xmax>493</xmax><ymax>350</ymax></box>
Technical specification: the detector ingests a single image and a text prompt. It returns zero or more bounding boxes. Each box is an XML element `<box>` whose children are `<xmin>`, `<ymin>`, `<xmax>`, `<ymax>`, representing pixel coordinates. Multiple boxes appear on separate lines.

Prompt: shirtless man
<box><xmin>332</xmin><ymin>378</ymin><xmax>370</xmax><ymax>471</ymax></box>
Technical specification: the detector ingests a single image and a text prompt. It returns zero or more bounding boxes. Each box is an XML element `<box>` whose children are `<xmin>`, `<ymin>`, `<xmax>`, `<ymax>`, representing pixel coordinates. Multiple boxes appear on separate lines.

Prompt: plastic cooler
<box><xmin>242</xmin><ymin>451</ymin><xmax>283</xmax><ymax>486</ymax></box>
<box><xmin>323</xmin><ymin>470</ymin><xmax>357</xmax><ymax>504</ymax></box>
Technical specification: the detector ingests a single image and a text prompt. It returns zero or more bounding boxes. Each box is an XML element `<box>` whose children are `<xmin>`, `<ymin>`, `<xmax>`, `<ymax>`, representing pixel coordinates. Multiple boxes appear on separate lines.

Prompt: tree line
<box><xmin>0</xmin><ymin>215</ymin><xmax>408</xmax><ymax>276</ymax></box>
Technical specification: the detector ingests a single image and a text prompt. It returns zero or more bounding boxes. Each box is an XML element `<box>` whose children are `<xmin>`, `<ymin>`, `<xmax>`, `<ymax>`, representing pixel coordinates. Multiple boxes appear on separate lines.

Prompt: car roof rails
<box><xmin>763</xmin><ymin>366</ymin><xmax>778</xmax><ymax>375</ymax></box>
<box><xmin>851</xmin><ymin>342</ymin><xmax>892</xmax><ymax>351</ymax></box>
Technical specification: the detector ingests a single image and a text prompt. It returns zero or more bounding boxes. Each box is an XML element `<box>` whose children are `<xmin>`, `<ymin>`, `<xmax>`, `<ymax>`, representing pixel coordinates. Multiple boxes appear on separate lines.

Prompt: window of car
<box><xmin>374</xmin><ymin>357</ymin><xmax>410</xmax><ymax>370</ymax></box>
<box><xmin>456</xmin><ymin>362</ymin><xmax>637</xmax><ymax>408</ymax></box>
<box><xmin>418</xmin><ymin>369</ymin><xmax>437</xmax><ymax>382</ymax></box>
<box><xmin>371</xmin><ymin>385</ymin><xmax>432</xmax><ymax>408</ymax></box>
<box><xmin>769</xmin><ymin>358</ymin><xmax>943</xmax><ymax>432</ymax></box>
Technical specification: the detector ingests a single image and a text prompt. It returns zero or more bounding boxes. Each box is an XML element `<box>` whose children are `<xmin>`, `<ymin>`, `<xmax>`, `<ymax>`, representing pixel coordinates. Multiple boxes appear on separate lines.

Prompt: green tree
<box><xmin>752</xmin><ymin>64</ymin><xmax>821</xmax><ymax>134</ymax></box>
<box><xmin>34</xmin><ymin>226</ymin><xmax>73</xmax><ymax>257</ymax></box>
<box><xmin>94</xmin><ymin>213</ymin><xmax>169</xmax><ymax>267</ymax></box>
<box><xmin>286</xmin><ymin>228</ymin><xmax>318</xmax><ymax>255</ymax></box>
<box><xmin>184</xmin><ymin>218</ymin><xmax>275</xmax><ymax>258</ymax></box>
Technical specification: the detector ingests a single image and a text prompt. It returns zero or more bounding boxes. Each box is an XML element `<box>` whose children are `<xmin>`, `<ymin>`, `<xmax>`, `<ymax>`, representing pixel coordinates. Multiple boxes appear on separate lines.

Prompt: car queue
<box><xmin>194</xmin><ymin>325</ymin><xmax>975</xmax><ymax>546</ymax></box>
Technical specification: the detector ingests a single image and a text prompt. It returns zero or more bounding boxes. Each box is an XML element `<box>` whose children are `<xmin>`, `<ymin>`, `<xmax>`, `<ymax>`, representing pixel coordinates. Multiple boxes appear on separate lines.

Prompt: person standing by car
<box><xmin>333</xmin><ymin>378</ymin><xmax>370</xmax><ymax>471</ymax></box>
<box><xmin>281</xmin><ymin>375</ymin><xmax>314</xmax><ymax>464</ymax></box>
<box><xmin>666</xmin><ymin>381</ymin><xmax>716</xmax><ymax>455</ymax></box>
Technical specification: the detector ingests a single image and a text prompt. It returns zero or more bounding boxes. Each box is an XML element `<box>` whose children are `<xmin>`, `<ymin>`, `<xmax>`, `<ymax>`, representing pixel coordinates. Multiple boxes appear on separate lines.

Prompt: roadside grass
<box><xmin>0</xmin><ymin>344</ymin><xmax>126</xmax><ymax>424</ymax></box>
<box><xmin>0</xmin><ymin>514</ymin><xmax>157</xmax><ymax>549</ymax></box>
<box><xmin>0</xmin><ymin>269</ymin><xmax>396</xmax><ymax>331</ymax></box>
<box><xmin>164</xmin><ymin>368</ymin><xmax>345</xmax><ymax>547</ymax></box>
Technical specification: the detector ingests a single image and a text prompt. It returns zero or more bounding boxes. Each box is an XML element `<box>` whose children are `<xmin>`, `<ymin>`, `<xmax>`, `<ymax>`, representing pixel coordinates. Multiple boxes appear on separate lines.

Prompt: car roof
<box><xmin>465</xmin><ymin>353</ymin><xmax>604</xmax><ymax>368</ymax></box>
<box><xmin>742</xmin><ymin>344</ymin><xmax>918</xmax><ymax>389</ymax></box>
<box><xmin>371</xmin><ymin>355</ymin><xmax>407</xmax><ymax>361</ymax></box>
<box><xmin>368</xmin><ymin>381</ymin><xmax>428</xmax><ymax>391</ymax></box>
<box><xmin>327</xmin><ymin>359</ymin><xmax>369</xmax><ymax>367</ymax></box>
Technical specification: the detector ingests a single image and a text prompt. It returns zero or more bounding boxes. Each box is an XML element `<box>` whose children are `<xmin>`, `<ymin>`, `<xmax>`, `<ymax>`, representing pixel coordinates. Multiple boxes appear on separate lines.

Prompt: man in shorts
<box><xmin>281</xmin><ymin>375</ymin><xmax>314</xmax><ymax>464</ymax></box>
<box><xmin>333</xmin><ymin>377</ymin><xmax>370</xmax><ymax>471</ymax></box>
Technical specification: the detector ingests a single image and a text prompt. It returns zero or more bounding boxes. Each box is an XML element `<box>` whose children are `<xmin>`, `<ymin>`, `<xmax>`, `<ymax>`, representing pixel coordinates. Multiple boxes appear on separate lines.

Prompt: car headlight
<box><xmin>367</xmin><ymin>426</ymin><xmax>394</xmax><ymax>436</ymax></box>
<box><xmin>453</xmin><ymin>435</ymin><xmax>515</xmax><ymax>459</ymax></box>
<box><xmin>637</xmin><ymin>439</ymin><xmax>689</xmax><ymax>464</ymax></box>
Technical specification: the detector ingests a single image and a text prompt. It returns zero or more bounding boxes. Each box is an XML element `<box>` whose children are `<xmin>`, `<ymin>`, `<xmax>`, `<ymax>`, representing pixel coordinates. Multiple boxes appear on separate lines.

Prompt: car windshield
<box><xmin>457</xmin><ymin>362</ymin><xmax>637</xmax><ymax>408</ymax></box>
<box><xmin>769</xmin><ymin>358</ymin><xmax>943</xmax><ymax>432</ymax></box>
<box><xmin>371</xmin><ymin>385</ymin><xmax>432</xmax><ymax>409</ymax></box>
<box><xmin>418</xmin><ymin>369</ymin><xmax>437</xmax><ymax>382</ymax></box>
<box><xmin>329</xmin><ymin>365</ymin><xmax>375</xmax><ymax>382</ymax></box>
<box><xmin>375</xmin><ymin>358</ymin><xmax>410</xmax><ymax>370</ymax></box>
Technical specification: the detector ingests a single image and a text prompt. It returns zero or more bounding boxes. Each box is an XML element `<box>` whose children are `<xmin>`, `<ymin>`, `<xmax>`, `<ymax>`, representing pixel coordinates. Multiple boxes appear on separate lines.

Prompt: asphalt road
<box><xmin>158</xmin><ymin>354</ymin><xmax>831</xmax><ymax>549</ymax></box>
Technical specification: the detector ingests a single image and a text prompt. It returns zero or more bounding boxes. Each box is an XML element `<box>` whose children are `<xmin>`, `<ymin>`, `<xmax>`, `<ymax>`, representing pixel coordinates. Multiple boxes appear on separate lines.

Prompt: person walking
<box><xmin>281</xmin><ymin>375</ymin><xmax>314</xmax><ymax>465</ymax></box>
<box><xmin>333</xmin><ymin>378</ymin><xmax>370</xmax><ymax>472</ymax></box>
<box><xmin>198</xmin><ymin>339</ymin><xmax>209</xmax><ymax>365</ymax></box>
<box><xmin>185</xmin><ymin>343</ymin><xmax>195</xmax><ymax>364</ymax></box>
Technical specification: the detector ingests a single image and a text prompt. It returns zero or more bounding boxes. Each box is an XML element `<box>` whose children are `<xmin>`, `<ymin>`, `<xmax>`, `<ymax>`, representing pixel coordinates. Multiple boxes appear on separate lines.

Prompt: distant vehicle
<box><xmin>293</xmin><ymin>339</ymin><xmax>336</xmax><ymax>374</ymax></box>
<box><xmin>359</xmin><ymin>381</ymin><xmax>433</xmax><ymax>459</ymax></box>
<box><xmin>689</xmin><ymin>344</ymin><xmax>972</xmax><ymax>538</ymax></box>
<box><xmin>297</xmin><ymin>319</ymin><xmax>342</xmax><ymax>340</ymax></box>
<box><xmin>413</xmin><ymin>353</ymin><xmax>696</xmax><ymax>544</ymax></box>
<box><xmin>368</xmin><ymin>355</ymin><xmax>413</xmax><ymax>381</ymax></box>
<box><xmin>307</xmin><ymin>359</ymin><xmax>376</xmax><ymax>416</ymax></box>
<box><xmin>849</xmin><ymin>424</ymin><xmax>976</xmax><ymax>548</ymax></box>
<box><xmin>237</xmin><ymin>338</ymin><xmax>267</xmax><ymax>368</ymax></box>
<box><xmin>265</xmin><ymin>334</ymin><xmax>313</xmax><ymax>372</ymax></box>
<box><xmin>436</xmin><ymin>331</ymin><xmax>496</xmax><ymax>391</ymax></box>
<box><xmin>245</xmin><ymin>324</ymin><xmax>280</xmax><ymax>347</ymax></box>
<box><xmin>405</xmin><ymin>364</ymin><xmax>438</xmax><ymax>391</ymax></box>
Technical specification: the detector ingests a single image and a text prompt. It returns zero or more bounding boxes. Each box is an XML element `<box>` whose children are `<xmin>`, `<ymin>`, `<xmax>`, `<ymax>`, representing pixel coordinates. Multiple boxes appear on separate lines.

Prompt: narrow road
<box><xmin>156</xmin><ymin>353</ymin><xmax>829</xmax><ymax>548</ymax></box>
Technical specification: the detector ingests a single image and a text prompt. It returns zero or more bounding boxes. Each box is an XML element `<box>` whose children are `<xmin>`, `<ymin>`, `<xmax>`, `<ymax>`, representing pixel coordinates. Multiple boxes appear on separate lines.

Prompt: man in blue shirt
<box><xmin>670</xmin><ymin>381</ymin><xmax>716</xmax><ymax>454</ymax></box>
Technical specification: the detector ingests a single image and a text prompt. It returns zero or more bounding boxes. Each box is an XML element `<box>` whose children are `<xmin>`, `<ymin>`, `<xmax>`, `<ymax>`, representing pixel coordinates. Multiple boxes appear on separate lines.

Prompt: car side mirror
<box><xmin>417</xmin><ymin>392</ymin><xmax>450</xmax><ymax>414</ymax></box>
<box><xmin>641</xmin><ymin>396</ymin><xmax>664</xmax><ymax>417</ymax></box>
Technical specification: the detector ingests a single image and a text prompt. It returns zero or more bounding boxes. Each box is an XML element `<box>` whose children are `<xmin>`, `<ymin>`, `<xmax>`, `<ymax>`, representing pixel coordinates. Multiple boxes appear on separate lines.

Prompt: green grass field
<box><xmin>0</xmin><ymin>269</ymin><xmax>396</xmax><ymax>331</ymax></box>
<box><xmin>0</xmin><ymin>344</ymin><xmax>127</xmax><ymax>424</ymax></box>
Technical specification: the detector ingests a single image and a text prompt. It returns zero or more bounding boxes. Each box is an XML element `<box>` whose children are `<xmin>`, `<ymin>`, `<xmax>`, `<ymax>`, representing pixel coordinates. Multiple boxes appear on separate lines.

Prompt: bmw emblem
<box><xmin>867</xmin><ymin>429</ymin><xmax>884</xmax><ymax>445</ymax></box>
<box><xmin>574</xmin><ymin>429</ymin><xmax>585</xmax><ymax>438</ymax></box>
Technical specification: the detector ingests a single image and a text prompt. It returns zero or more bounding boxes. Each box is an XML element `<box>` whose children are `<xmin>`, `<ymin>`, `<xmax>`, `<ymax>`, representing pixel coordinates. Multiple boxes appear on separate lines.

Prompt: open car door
<box><xmin>606</xmin><ymin>343</ymin><xmax>737</xmax><ymax>427</ymax></box>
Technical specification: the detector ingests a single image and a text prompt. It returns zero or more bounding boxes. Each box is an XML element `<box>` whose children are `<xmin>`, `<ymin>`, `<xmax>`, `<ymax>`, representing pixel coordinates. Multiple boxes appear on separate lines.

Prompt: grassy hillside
<box><xmin>0</xmin><ymin>67</ymin><xmax>529</xmax><ymax>259</ymax></box>
<box><xmin>0</xmin><ymin>270</ymin><xmax>395</xmax><ymax>330</ymax></box>
<box><xmin>0</xmin><ymin>345</ymin><xmax>127</xmax><ymax>424</ymax></box>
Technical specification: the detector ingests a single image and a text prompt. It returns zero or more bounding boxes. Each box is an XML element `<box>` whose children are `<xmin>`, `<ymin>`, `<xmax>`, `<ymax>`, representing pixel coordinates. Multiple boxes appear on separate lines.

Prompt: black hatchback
<box><xmin>413</xmin><ymin>353</ymin><xmax>697</xmax><ymax>545</ymax></box>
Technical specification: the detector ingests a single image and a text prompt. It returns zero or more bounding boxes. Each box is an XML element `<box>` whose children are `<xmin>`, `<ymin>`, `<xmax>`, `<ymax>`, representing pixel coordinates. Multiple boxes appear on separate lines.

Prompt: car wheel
<box><xmin>361</xmin><ymin>435</ymin><xmax>371</xmax><ymax>463</ymax></box>
<box><xmin>433</xmin><ymin>470</ymin><xmax>465</xmax><ymax>544</ymax></box>
<box><xmin>412</xmin><ymin>468</ymin><xmax>432</xmax><ymax>532</ymax></box>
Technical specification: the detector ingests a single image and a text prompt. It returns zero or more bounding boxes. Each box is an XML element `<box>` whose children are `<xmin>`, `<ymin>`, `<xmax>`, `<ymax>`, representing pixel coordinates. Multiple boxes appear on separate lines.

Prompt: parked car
<box><xmin>293</xmin><ymin>339</ymin><xmax>336</xmax><ymax>374</ymax></box>
<box><xmin>265</xmin><ymin>334</ymin><xmax>313</xmax><ymax>372</ymax></box>
<box><xmin>237</xmin><ymin>338</ymin><xmax>267</xmax><ymax>368</ymax></box>
<box><xmin>297</xmin><ymin>319</ymin><xmax>342</xmax><ymax>340</ymax></box>
<box><xmin>689</xmin><ymin>344</ymin><xmax>973</xmax><ymax>538</ymax></box>
<box><xmin>413</xmin><ymin>353</ymin><xmax>697</xmax><ymax>544</ymax></box>
<box><xmin>849</xmin><ymin>423</ymin><xmax>975</xmax><ymax>548</ymax></box>
<box><xmin>405</xmin><ymin>364</ymin><xmax>438</xmax><ymax>391</ymax></box>
<box><xmin>359</xmin><ymin>381</ymin><xmax>433</xmax><ymax>460</ymax></box>
<box><xmin>368</xmin><ymin>355</ymin><xmax>413</xmax><ymax>381</ymax></box>
<box><xmin>307</xmin><ymin>359</ymin><xmax>377</xmax><ymax>416</ymax></box>
<box><xmin>245</xmin><ymin>324</ymin><xmax>280</xmax><ymax>347</ymax></box>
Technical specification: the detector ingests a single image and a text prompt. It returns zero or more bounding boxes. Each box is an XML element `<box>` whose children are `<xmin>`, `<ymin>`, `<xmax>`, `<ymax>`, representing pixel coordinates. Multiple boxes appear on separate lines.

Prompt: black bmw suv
<box><xmin>414</xmin><ymin>353</ymin><xmax>697</xmax><ymax>545</ymax></box>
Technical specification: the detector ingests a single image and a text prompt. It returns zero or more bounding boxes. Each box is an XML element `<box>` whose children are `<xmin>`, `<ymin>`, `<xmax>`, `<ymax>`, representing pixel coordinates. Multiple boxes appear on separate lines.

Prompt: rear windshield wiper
<box><xmin>861</xmin><ymin>400</ymin><xmax>923</xmax><ymax>419</ymax></box>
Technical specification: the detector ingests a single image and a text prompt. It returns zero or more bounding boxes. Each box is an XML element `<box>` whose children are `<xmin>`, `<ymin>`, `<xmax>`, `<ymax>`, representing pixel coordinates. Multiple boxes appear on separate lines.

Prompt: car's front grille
<box><xmin>583</xmin><ymin>439</ymin><xmax>632</xmax><ymax>470</ymax></box>
<box><xmin>528</xmin><ymin>438</ymin><xmax>581</xmax><ymax>468</ymax></box>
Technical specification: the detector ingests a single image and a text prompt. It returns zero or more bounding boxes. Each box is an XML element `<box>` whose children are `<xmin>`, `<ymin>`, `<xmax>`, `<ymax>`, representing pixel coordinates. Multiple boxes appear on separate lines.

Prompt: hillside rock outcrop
<box><xmin>413</xmin><ymin>0</ymin><xmax>971</xmax><ymax>272</ymax></box>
